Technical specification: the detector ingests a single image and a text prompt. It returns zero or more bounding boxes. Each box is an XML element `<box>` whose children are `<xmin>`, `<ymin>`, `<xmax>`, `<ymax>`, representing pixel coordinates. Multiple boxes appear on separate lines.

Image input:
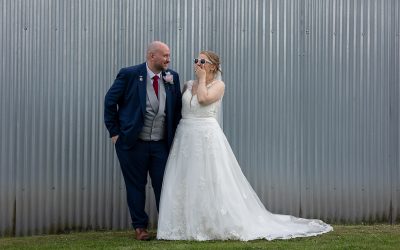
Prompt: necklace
<box><xmin>206</xmin><ymin>80</ymin><xmax>216</xmax><ymax>89</ymax></box>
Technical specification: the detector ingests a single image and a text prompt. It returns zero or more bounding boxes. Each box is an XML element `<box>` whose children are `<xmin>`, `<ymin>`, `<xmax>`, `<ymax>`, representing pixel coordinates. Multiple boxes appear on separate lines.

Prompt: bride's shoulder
<box><xmin>185</xmin><ymin>80</ymin><xmax>195</xmax><ymax>86</ymax></box>
<box><xmin>214</xmin><ymin>80</ymin><xmax>225</xmax><ymax>87</ymax></box>
<box><xmin>182</xmin><ymin>80</ymin><xmax>195</xmax><ymax>93</ymax></box>
<box><xmin>210</xmin><ymin>80</ymin><xmax>225</xmax><ymax>90</ymax></box>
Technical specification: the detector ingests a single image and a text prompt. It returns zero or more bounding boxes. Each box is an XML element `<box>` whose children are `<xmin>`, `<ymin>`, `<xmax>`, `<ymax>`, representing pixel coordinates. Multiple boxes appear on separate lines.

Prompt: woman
<box><xmin>157</xmin><ymin>51</ymin><xmax>332</xmax><ymax>241</ymax></box>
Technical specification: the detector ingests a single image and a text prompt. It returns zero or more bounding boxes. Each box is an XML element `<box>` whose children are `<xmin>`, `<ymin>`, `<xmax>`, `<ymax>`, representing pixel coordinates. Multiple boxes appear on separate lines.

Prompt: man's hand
<box><xmin>111</xmin><ymin>135</ymin><xmax>119</xmax><ymax>144</ymax></box>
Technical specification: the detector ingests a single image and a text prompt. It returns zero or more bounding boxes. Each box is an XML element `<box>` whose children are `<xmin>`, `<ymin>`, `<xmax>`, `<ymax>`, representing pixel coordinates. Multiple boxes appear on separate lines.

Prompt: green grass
<box><xmin>1</xmin><ymin>225</ymin><xmax>399</xmax><ymax>249</ymax></box>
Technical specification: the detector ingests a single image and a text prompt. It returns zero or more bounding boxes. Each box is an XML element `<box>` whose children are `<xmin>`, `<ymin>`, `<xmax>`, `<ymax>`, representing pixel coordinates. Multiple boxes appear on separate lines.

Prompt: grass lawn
<box><xmin>1</xmin><ymin>225</ymin><xmax>399</xmax><ymax>249</ymax></box>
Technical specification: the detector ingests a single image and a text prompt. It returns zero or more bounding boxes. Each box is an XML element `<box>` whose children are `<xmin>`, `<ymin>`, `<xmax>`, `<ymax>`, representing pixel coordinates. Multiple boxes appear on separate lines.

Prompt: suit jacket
<box><xmin>104</xmin><ymin>62</ymin><xmax>182</xmax><ymax>150</ymax></box>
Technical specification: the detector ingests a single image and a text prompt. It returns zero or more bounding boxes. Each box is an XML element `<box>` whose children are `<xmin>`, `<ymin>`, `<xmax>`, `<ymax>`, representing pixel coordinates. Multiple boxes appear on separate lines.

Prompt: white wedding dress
<box><xmin>157</xmin><ymin>81</ymin><xmax>332</xmax><ymax>241</ymax></box>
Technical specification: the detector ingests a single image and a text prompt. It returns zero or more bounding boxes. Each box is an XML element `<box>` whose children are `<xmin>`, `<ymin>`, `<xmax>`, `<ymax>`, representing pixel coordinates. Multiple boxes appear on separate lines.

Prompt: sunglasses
<box><xmin>194</xmin><ymin>58</ymin><xmax>213</xmax><ymax>64</ymax></box>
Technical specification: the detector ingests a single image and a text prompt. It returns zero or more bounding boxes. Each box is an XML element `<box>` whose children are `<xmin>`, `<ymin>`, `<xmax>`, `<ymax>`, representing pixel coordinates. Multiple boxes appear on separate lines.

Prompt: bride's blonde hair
<box><xmin>200</xmin><ymin>50</ymin><xmax>222</xmax><ymax>76</ymax></box>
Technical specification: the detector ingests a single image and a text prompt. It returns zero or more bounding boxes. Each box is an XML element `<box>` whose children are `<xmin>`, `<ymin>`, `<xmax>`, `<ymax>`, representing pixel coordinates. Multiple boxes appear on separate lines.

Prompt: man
<box><xmin>104</xmin><ymin>41</ymin><xmax>182</xmax><ymax>240</ymax></box>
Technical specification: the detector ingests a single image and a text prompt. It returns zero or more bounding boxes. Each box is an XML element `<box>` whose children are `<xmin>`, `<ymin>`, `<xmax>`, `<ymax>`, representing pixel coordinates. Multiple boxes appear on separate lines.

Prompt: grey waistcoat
<box><xmin>138</xmin><ymin>78</ymin><xmax>166</xmax><ymax>141</ymax></box>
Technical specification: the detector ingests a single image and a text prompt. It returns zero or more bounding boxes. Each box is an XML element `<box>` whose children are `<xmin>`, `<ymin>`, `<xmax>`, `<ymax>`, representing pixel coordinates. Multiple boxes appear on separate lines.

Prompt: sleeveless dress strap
<box><xmin>186</xmin><ymin>80</ymin><xmax>195</xmax><ymax>90</ymax></box>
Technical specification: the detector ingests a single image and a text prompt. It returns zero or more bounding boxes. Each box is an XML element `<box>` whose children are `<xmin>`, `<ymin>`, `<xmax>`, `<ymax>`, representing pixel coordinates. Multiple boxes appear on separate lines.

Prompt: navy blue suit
<box><xmin>104</xmin><ymin>63</ymin><xmax>182</xmax><ymax>229</ymax></box>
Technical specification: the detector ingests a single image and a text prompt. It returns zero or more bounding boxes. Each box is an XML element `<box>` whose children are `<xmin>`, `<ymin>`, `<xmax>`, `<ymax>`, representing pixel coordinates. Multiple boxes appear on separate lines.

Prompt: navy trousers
<box><xmin>115</xmin><ymin>139</ymin><xmax>169</xmax><ymax>229</ymax></box>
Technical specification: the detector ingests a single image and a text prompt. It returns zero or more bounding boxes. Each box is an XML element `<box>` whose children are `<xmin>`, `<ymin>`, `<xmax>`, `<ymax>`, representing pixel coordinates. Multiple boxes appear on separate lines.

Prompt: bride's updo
<box><xmin>200</xmin><ymin>50</ymin><xmax>222</xmax><ymax>76</ymax></box>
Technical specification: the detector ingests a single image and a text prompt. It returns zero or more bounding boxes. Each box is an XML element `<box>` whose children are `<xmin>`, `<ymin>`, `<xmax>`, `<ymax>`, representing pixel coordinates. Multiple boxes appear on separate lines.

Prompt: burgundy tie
<box><xmin>153</xmin><ymin>75</ymin><xmax>159</xmax><ymax>98</ymax></box>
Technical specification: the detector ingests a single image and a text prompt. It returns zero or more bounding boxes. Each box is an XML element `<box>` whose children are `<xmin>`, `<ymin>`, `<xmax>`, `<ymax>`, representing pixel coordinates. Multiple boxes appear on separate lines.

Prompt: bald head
<box><xmin>146</xmin><ymin>41</ymin><xmax>170</xmax><ymax>73</ymax></box>
<box><xmin>146</xmin><ymin>41</ymin><xmax>169</xmax><ymax>58</ymax></box>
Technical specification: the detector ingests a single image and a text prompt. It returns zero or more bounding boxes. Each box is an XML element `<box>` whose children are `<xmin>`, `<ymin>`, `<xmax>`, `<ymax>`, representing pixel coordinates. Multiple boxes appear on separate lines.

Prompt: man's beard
<box><xmin>156</xmin><ymin>62</ymin><xmax>168</xmax><ymax>71</ymax></box>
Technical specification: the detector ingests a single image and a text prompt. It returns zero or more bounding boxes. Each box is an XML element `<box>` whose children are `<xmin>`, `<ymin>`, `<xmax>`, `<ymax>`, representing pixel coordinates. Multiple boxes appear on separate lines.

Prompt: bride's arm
<box><xmin>194</xmin><ymin>64</ymin><xmax>225</xmax><ymax>105</ymax></box>
<box><xmin>196</xmin><ymin>80</ymin><xmax>225</xmax><ymax>105</ymax></box>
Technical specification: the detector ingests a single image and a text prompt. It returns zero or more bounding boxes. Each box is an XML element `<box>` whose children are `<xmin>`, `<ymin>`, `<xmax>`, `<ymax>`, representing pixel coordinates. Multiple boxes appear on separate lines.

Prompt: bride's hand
<box><xmin>194</xmin><ymin>64</ymin><xmax>206</xmax><ymax>80</ymax></box>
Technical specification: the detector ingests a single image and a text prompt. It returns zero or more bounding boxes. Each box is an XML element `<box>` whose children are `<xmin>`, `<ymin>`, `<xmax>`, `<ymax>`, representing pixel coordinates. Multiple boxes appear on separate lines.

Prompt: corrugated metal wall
<box><xmin>0</xmin><ymin>0</ymin><xmax>399</xmax><ymax>236</ymax></box>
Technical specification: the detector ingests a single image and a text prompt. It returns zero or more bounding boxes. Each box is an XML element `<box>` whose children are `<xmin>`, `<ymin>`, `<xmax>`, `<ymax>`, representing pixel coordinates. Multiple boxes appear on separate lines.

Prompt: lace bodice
<box><xmin>181</xmin><ymin>80</ymin><xmax>222</xmax><ymax>119</ymax></box>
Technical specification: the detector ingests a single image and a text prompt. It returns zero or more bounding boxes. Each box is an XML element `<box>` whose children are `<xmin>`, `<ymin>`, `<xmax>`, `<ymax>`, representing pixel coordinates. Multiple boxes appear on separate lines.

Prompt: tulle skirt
<box><xmin>157</xmin><ymin>117</ymin><xmax>332</xmax><ymax>241</ymax></box>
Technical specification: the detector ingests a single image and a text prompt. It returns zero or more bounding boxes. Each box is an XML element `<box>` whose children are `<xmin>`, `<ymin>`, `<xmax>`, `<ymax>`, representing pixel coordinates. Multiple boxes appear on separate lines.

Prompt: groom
<box><xmin>104</xmin><ymin>41</ymin><xmax>182</xmax><ymax>240</ymax></box>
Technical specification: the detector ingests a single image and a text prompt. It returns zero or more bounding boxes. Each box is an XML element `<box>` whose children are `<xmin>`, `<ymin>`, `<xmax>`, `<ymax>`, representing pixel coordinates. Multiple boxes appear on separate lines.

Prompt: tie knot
<box><xmin>153</xmin><ymin>75</ymin><xmax>159</xmax><ymax>80</ymax></box>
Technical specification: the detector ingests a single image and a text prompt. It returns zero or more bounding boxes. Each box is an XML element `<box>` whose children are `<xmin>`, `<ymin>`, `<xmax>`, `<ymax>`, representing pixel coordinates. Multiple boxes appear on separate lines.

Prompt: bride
<box><xmin>157</xmin><ymin>51</ymin><xmax>332</xmax><ymax>241</ymax></box>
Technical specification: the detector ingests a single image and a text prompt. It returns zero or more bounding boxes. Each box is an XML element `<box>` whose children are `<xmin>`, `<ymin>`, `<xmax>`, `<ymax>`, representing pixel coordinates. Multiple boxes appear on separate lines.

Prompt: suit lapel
<box><xmin>137</xmin><ymin>63</ymin><xmax>147</xmax><ymax>119</ymax></box>
<box><xmin>158</xmin><ymin>79</ymin><xmax>166</xmax><ymax>116</ymax></box>
<box><xmin>163</xmin><ymin>73</ymin><xmax>172</xmax><ymax>118</ymax></box>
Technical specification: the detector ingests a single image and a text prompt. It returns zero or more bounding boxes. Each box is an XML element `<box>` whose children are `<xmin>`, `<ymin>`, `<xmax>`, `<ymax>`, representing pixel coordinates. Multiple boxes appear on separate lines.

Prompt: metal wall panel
<box><xmin>0</xmin><ymin>0</ymin><xmax>399</xmax><ymax>236</ymax></box>
<box><xmin>391</xmin><ymin>0</ymin><xmax>400</xmax><ymax>227</ymax></box>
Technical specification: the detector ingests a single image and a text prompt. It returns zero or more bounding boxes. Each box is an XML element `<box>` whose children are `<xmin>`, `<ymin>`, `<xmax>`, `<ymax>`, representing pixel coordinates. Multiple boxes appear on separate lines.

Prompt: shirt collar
<box><xmin>146</xmin><ymin>63</ymin><xmax>162</xmax><ymax>80</ymax></box>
